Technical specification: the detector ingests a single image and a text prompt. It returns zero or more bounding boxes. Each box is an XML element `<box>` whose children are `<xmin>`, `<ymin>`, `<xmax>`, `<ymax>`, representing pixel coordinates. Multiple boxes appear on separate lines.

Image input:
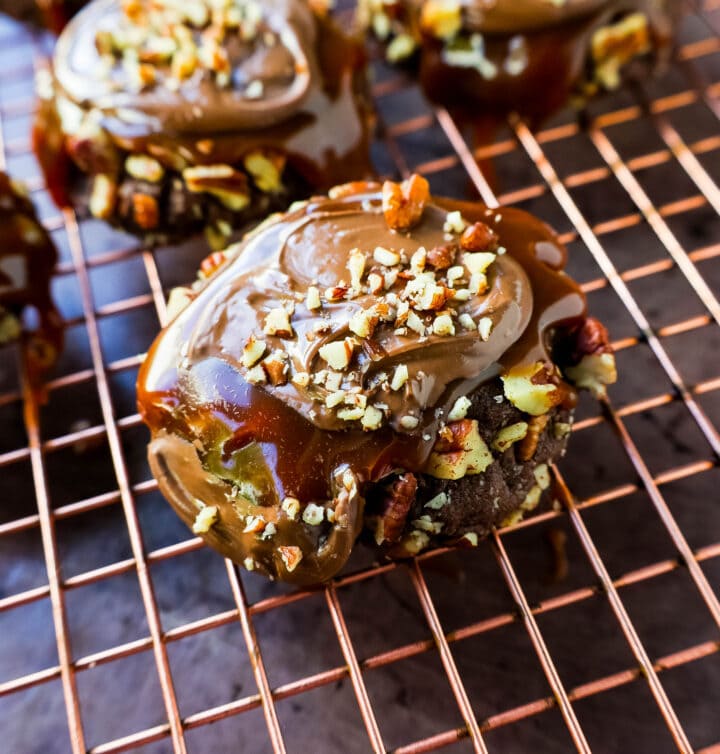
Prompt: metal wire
<box><xmin>1</xmin><ymin>4</ymin><xmax>719</xmax><ymax>753</ymax></box>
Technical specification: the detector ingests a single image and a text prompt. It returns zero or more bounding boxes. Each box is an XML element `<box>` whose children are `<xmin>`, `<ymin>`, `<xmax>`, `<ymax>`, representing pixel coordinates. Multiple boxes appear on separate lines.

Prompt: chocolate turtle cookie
<box><xmin>34</xmin><ymin>0</ymin><xmax>373</xmax><ymax>248</ymax></box>
<box><xmin>358</xmin><ymin>0</ymin><xmax>676</xmax><ymax>123</ymax></box>
<box><xmin>0</xmin><ymin>172</ymin><xmax>63</xmax><ymax>388</ymax></box>
<box><xmin>137</xmin><ymin>174</ymin><xmax>616</xmax><ymax>584</ymax></box>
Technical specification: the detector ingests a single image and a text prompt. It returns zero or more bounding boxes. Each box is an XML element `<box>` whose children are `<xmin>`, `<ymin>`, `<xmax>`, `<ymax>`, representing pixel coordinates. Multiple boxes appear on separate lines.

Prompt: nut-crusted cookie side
<box><xmin>365</xmin><ymin>378</ymin><xmax>574</xmax><ymax>556</ymax></box>
<box><xmin>0</xmin><ymin>172</ymin><xmax>63</xmax><ymax>390</ymax></box>
<box><xmin>137</xmin><ymin>174</ymin><xmax>616</xmax><ymax>584</ymax></box>
<box><xmin>358</xmin><ymin>0</ymin><xmax>677</xmax><ymax>123</ymax></box>
<box><xmin>34</xmin><ymin>0</ymin><xmax>373</xmax><ymax>247</ymax></box>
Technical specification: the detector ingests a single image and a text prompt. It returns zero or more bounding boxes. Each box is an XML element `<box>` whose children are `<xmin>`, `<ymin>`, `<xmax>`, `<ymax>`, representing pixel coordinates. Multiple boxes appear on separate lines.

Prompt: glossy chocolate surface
<box><xmin>138</xmin><ymin>183</ymin><xmax>588</xmax><ymax>583</ymax></box>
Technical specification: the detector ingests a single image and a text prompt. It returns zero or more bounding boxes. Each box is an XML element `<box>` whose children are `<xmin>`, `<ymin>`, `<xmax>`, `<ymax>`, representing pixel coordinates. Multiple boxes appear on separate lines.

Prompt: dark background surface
<box><xmin>0</xmin><ymin>4</ymin><xmax>719</xmax><ymax>753</ymax></box>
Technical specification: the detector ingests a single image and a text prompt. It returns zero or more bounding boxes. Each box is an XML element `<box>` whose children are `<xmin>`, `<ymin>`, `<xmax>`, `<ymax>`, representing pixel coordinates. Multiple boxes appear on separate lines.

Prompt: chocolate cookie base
<box><xmin>365</xmin><ymin>378</ymin><xmax>572</xmax><ymax>557</ymax></box>
<box><xmin>71</xmin><ymin>164</ymin><xmax>308</xmax><ymax>249</ymax></box>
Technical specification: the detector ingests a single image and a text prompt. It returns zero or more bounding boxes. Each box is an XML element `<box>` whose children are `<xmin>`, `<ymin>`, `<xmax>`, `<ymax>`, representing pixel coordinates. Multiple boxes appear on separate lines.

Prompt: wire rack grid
<box><xmin>0</xmin><ymin>2</ymin><xmax>719</xmax><ymax>753</ymax></box>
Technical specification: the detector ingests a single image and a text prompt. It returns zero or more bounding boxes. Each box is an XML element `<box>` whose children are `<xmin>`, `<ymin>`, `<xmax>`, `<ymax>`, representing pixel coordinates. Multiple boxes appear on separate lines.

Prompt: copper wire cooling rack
<box><xmin>1</xmin><ymin>3</ymin><xmax>720</xmax><ymax>753</ymax></box>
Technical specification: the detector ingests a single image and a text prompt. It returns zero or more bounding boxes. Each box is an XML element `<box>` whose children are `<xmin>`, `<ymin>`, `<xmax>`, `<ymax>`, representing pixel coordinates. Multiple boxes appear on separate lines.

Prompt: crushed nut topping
<box><xmin>492</xmin><ymin>422</ymin><xmax>529</xmax><ymax>453</ymax></box>
<box><xmin>425</xmin><ymin>419</ymin><xmax>493</xmax><ymax>480</ymax></box>
<box><xmin>319</xmin><ymin>339</ymin><xmax>355</xmax><ymax>370</ymax></box>
<box><xmin>263</xmin><ymin>307</ymin><xmax>293</xmax><ymax>338</ymax></box>
<box><xmin>281</xmin><ymin>497</ymin><xmax>301</xmax><ymax>520</ymax></box>
<box><xmin>97</xmin><ymin>0</ymin><xmax>274</xmax><ymax>94</ymax></box>
<box><xmin>502</xmin><ymin>362</ymin><xmax>561</xmax><ymax>416</ymax></box>
<box><xmin>390</xmin><ymin>364</ymin><xmax>409</xmax><ymax>391</ymax></box>
<box><xmin>443</xmin><ymin>210</ymin><xmax>467</xmax><ymax>235</ymax></box>
<box><xmin>447</xmin><ymin>395</ymin><xmax>471</xmax><ymax>421</ymax></box>
<box><xmin>302</xmin><ymin>503</ymin><xmax>325</xmax><ymax>526</ymax></box>
<box><xmin>279</xmin><ymin>545</ymin><xmax>303</xmax><ymax>572</ymax></box>
<box><xmin>460</xmin><ymin>221</ymin><xmax>498</xmax><ymax>252</ymax></box>
<box><xmin>424</xmin><ymin>492</ymin><xmax>448</xmax><ymax>510</ymax></box>
<box><xmin>242</xmin><ymin>335</ymin><xmax>266</xmax><ymax>367</ymax></box>
<box><xmin>225</xmin><ymin>177</ymin><xmax>510</xmax><ymax>434</ymax></box>
<box><xmin>183</xmin><ymin>165</ymin><xmax>250</xmax><ymax>211</ymax></box>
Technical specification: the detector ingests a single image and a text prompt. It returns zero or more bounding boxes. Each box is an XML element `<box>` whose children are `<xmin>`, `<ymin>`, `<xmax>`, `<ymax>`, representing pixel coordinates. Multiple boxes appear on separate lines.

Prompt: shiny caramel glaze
<box><xmin>0</xmin><ymin>172</ymin><xmax>63</xmax><ymax>391</ymax></box>
<box><xmin>137</xmin><ymin>181</ymin><xmax>590</xmax><ymax>584</ymax></box>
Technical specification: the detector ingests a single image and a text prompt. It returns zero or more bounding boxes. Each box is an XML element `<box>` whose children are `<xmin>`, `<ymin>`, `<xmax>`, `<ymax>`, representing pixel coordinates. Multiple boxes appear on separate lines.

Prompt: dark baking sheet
<box><xmin>1</xmin><ymin>5</ymin><xmax>719</xmax><ymax>754</ymax></box>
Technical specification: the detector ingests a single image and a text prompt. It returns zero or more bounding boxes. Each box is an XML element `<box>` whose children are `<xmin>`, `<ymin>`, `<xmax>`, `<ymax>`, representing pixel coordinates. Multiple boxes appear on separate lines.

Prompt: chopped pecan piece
<box><xmin>426</xmin><ymin>419</ymin><xmax>493</xmax><ymax>480</ymax></box>
<box><xmin>132</xmin><ymin>193</ymin><xmax>159</xmax><ymax>230</ymax></box>
<box><xmin>571</xmin><ymin>317</ymin><xmax>613</xmax><ymax>362</ymax></box>
<box><xmin>183</xmin><ymin>165</ymin><xmax>250</xmax><ymax>211</ymax></box>
<box><xmin>199</xmin><ymin>251</ymin><xmax>227</xmax><ymax>279</ymax></box>
<box><xmin>379</xmin><ymin>473</ymin><xmax>417</xmax><ymax>544</ymax></box>
<box><xmin>382</xmin><ymin>174</ymin><xmax>430</xmax><ymax>231</ymax></box>
<box><xmin>426</xmin><ymin>243</ymin><xmax>456</xmax><ymax>270</ymax></box>
<box><xmin>460</xmin><ymin>222</ymin><xmax>498</xmax><ymax>252</ymax></box>
<box><xmin>279</xmin><ymin>545</ymin><xmax>303</xmax><ymax>573</ymax></box>
<box><xmin>262</xmin><ymin>353</ymin><xmax>289</xmax><ymax>386</ymax></box>
<box><xmin>434</xmin><ymin>419</ymin><xmax>475</xmax><ymax>452</ymax></box>
<box><xmin>565</xmin><ymin>316</ymin><xmax>617</xmax><ymax>398</ymax></box>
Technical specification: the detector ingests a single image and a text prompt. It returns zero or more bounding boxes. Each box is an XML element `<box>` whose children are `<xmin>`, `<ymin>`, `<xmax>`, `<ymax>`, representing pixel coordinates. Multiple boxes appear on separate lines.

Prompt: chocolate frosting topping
<box><xmin>138</xmin><ymin>181</ymin><xmax>588</xmax><ymax>584</ymax></box>
<box><xmin>55</xmin><ymin>0</ymin><xmax>318</xmax><ymax>136</ymax></box>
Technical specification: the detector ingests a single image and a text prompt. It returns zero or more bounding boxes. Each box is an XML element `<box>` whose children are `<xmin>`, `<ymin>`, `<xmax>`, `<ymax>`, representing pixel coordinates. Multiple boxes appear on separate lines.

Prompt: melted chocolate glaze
<box><xmin>0</xmin><ymin>172</ymin><xmax>63</xmax><ymax>391</ymax></box>
<box><xmin>137</xmin><ymin>183</ymin><xmax>589</xmax><ymax>584</ymax></box>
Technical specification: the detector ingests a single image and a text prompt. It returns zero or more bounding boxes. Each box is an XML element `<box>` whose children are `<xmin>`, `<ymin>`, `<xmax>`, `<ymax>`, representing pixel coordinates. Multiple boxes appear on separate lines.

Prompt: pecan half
<box><xmin>382</xmin><ymin>174</ymin><xmax>430</xmax><ymax>231</ymax></box>
<box><xmin>379</xmin><ymin>473</ymin><xmax>417</xmax><ymax>544</ymax></box>
<box><xmin>517</xmin><ymin>413</ymin><xmax>550</xmax><ymax>461</ymax></box>
<box><xmin>571</xmin><ymin>316</ymin><xmax>613</xmax><ymax>363</ymax></box>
